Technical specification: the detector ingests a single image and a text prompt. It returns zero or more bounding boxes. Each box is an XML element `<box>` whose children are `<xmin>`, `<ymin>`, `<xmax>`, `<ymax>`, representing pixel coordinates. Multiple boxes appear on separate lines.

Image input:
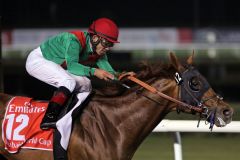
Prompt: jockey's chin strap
<box><xmin>118</xmin><ymin>74</ymin><xmax>205</xmax><ymax>114</ymax></box>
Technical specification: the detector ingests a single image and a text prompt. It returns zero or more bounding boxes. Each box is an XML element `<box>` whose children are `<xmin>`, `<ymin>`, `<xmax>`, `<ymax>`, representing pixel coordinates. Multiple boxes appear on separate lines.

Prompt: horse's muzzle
<box><xmin>214</xmin><ymin>107</ymin><xmax>234</xmax><ymax>127</ymax></box>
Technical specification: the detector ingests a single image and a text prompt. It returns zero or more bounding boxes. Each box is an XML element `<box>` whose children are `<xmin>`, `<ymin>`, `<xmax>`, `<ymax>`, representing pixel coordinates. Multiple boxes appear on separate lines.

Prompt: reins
<box><xmin>118</xmin><ymin>73</ymin><xmax>221</xmax><ymax>130</ymax></box>
<box><xmin>118</xmin><ymin>75</ymin><xmax>205</xmax><ymax>114</ymax></box>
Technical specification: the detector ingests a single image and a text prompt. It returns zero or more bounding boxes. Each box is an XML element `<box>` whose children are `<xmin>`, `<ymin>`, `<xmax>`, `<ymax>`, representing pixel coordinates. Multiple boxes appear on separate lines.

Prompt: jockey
<box><xmin>26</xmin><ymin>17</ymin><xmax>134</xmax><ymax>130</ymax></box>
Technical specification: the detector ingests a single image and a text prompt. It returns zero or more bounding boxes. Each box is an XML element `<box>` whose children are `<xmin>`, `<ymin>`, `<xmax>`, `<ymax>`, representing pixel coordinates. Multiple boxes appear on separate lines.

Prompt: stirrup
<box><xmin>40</xmin><ymin>112</ymin><xmax>58</xmax><ymax>130</ymax></box>
<box><xmin>40</xmin><ymin>122</ymin><xmax>57</xmax><ymax>130</ymax></box>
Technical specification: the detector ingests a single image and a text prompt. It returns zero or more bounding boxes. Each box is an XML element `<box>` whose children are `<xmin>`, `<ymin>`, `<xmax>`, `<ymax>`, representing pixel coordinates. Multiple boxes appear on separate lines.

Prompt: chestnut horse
<box><xmin>0</xmin><ymin>53</ymin><xmax>233</xmax><ymax>160</ymax></box>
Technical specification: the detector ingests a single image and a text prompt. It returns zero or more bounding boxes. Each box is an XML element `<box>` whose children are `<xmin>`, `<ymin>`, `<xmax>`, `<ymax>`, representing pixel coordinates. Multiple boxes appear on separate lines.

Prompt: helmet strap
<box><xmin>90</xmin><ymin>35</ymin><xmax>100</xmax><ymax>52</ymax></box>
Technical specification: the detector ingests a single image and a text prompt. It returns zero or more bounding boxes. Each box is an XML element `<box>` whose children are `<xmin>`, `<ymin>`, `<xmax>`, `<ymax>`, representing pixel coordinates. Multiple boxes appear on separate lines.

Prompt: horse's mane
<box><xmin>94</xmin><ymin>61</ymin><xmax>177</xmax><ymax>97</ymax></box>
<box><xmin>136</xmin><ymin>61</ymin><xmax>176</xmax><ymax>80</ymax></box>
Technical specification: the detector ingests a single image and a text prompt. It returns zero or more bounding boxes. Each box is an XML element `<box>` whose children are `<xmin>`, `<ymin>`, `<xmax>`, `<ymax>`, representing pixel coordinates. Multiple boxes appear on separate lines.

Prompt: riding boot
<box><xmin>40</xmin><ymin>86</ymin><xmax>71</xmax><ymax>130</ymax></box>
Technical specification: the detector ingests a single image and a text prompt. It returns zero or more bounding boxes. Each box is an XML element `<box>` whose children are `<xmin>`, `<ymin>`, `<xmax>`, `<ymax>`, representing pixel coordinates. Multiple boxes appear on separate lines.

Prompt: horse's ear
<box><xmin>186</xmin><ymin>50</ymin><xmax>194</xmax><ymax>65</ymax></box>
<box><xmin>169</xmin><ymin>52</ymin><xmax>185</xmax><ymax>72</ymax></box>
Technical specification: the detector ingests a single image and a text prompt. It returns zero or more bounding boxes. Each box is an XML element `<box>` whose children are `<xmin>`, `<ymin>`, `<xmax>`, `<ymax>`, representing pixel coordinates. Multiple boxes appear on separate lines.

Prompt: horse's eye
<box><xmin>189</xmin><ymin>77</ymin><xmax>201</xmax><ymax>92</ymax></box>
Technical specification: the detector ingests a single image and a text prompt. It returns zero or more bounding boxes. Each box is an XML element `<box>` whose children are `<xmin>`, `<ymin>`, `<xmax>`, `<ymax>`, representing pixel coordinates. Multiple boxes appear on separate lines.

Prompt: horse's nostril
<box><xmin>223</xmin><ymin>109</ymin><xmax>231</xmax><ymax>117</ymax></box>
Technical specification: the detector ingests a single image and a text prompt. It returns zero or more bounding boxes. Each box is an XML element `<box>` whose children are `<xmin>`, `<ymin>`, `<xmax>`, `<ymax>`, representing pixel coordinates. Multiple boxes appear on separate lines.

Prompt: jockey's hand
<box><xmin>94</xmin><ymin>68</ymin><xmax>114</xmax><ymax>81</ymax></box>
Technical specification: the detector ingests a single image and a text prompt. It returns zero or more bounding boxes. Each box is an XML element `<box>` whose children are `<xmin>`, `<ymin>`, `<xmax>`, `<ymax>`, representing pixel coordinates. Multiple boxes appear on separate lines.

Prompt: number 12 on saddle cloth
<box><xmin>2</xmin><ymin>96</ymin><xmax>54</xmax><ymax>153</ymax></box>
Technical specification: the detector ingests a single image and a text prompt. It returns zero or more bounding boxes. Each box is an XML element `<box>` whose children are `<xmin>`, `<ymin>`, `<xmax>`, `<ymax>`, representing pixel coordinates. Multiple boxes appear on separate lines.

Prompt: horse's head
<box><xmin>169</xmin><ymin>52</ymin><xmax>233</xmax><ymax>127</ymax></box>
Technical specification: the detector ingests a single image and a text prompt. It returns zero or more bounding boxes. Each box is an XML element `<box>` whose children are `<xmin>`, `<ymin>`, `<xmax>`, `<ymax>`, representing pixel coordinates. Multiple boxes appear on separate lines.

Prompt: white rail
<box><xmin>154</xmin><ymin>120</ymin><xmax>240</xmax><ymax>133</ymax></box>
<box><xmin>153</xmin><ymin>120</ymin><xmax>240</xmax><ymax>160</ymax></box>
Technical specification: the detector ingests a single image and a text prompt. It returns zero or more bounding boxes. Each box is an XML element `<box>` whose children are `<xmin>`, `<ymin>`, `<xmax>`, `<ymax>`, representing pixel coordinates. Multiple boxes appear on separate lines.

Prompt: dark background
<box><xmin>2</xmin><ymin>0</ymin><xmax>240</xmax><ymax>29</ymax></box>
<box><xmin>1</xmin><ymin>0</ymin><xmax>240</xmax><ymax>100</ymax></box>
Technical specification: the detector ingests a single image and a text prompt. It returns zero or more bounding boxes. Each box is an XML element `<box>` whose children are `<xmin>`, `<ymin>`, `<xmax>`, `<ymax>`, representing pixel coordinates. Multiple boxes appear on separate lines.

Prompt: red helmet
<box><xmin>88</xmin><ymin>18</ymin><xmax>120</xmax><ymax>43</ymax></box>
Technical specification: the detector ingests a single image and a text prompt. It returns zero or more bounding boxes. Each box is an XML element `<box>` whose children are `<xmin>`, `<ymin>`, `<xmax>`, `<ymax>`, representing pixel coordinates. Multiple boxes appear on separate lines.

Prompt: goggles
<box><xmin>100</xmin><ymin>38</ymin><xmax>114</xmax><ymax>48</ymax></box>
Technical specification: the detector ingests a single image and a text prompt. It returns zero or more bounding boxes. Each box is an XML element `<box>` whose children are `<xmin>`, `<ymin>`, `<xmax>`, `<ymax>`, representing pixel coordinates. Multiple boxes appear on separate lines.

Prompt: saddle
<box><xmin>53</xmin><ymin>92</ymin><xmax>93</xmax><ymax>160</ymax></box>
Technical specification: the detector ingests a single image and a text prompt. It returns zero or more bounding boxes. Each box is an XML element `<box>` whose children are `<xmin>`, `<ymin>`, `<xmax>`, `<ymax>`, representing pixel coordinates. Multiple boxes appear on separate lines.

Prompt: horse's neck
<box><xmin>117</xmin><ymin>79</ymin><xmax>178</xmax><ymax>143</ymax></box>
<box><xmin>73</xmin><ymin>78</ymin><xmax>178</xmax><ymax>158</ymax></box>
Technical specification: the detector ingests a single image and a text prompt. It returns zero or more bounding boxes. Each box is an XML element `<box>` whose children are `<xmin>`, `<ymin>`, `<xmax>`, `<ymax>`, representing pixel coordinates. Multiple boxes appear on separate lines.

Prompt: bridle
<box><xmin>175</xmin><ymin>66</ymin><xmax>223</xmax><ymax>130</ymax></box>
<box><xmin>118</xmin><ymin>66</ymin><xmax>223</xmax><ymax>130</ymax></box>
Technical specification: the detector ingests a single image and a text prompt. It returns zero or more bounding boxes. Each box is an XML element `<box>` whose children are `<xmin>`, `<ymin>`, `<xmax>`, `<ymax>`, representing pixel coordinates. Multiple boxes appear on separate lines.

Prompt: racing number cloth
<box><xmin>2</xmin><ymin>96</ymin><xmax>53</xmax><ymax>153</ymax></box>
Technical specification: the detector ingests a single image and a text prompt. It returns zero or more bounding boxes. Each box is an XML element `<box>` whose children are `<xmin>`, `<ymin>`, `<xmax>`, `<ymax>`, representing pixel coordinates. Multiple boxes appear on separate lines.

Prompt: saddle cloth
<box><xmin>2</xmin><ymin>93</ymin><xmax>90</xmax><ymax>154</ymax></box>
<box><xmin>2</xmin><ymin>96</ymin><xmax>53</xmax><ymax>153</ymax></box>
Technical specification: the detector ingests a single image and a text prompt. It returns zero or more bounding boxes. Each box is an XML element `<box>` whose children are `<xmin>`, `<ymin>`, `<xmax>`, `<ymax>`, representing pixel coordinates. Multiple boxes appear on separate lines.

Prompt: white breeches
<box><xmin>25</xmin><ymin>47</ymin><xmax>92</xmax><ymax>93</ymax></box>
